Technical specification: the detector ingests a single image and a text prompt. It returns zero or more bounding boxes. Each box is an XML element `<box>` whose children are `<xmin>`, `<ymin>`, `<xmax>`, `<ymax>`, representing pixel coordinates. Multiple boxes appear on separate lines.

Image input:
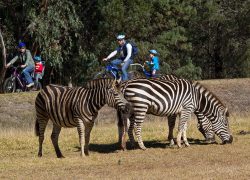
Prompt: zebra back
<box><xmin>193</xmin><ymin>81</ymin><xmax>228</xmax><ymax>115</ymax></box>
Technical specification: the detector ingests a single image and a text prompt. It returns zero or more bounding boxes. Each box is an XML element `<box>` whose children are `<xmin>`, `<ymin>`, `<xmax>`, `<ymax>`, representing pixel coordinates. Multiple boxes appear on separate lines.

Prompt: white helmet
<box><xmin>116</xmin><ymin>34</ymin><xmax>125</xmax><ymax>40</ymax></box>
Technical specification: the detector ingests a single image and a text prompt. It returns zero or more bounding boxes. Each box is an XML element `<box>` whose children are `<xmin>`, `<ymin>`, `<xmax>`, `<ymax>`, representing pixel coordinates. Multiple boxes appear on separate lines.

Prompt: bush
<box><xmin>175</xmin><ymin>58</ymin><xmax>202</xmax><ymax>80</ymax></box>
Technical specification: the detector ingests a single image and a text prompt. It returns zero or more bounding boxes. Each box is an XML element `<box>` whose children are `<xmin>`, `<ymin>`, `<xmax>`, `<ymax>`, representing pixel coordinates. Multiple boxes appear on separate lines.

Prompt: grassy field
<box><xmin>0</xmin><ymin>78</ymin><xmax>250</xmax><ymax>179</ymax></box>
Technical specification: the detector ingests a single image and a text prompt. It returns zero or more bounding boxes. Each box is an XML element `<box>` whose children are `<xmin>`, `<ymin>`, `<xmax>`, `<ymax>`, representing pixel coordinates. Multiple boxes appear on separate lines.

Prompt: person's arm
<box><xmin>6</xmin><ymin>55</ymin><xmax>18</xmax><ymax>67</ymax></box>
<box><xmin>103</xmin><ymin>50</ymin><xmax>118</xmax><ymax>61</ymax></box>
<box><xmin>123</xmin><ymin>43</ymin><xmax>132</xmax><ymax>62</ymax></box>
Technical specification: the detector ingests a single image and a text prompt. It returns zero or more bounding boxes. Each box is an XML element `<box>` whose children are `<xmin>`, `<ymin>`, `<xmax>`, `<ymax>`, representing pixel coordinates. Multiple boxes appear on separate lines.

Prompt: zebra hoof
<box><xmin>84</xmin><ymin>150</ymin><xmax>89</xmax><ymax>156</ymax></box>
<box><xmin>139</xmin><ymin>145</ymin><xmax>147</xmax><ymax>150</ymax></box>
<box><xmin>177</xmin><ymin>144</ymin><xmax>182</xmax><ymax>148</ymax></box>
<box><xmin>38</xmin><ymin>153</ymin><xmax>42</xmax><ymax>157</ymax></box>
<box><xmin>184</xmin><ymin>142</ymin><xmax>190</xmax><ymax>147</ymax></box>
<box><xmin>57</xmin><ymin>153</ymin><xmax>65</xmax><ymax>158</ymax></box>
<box><xmin>184</xmin><ymin>144</ymin><xmax>190</xmax><ymax>147</ymax></box>
<box><xmin>58</xmin><ymin>155</ymin><xmax>65</xmax><ymax>158</ymax></box>
<box><xmin>169</xmin><ymin>139</ymin><xmax>175</xmax><ymax>147</ymax></box>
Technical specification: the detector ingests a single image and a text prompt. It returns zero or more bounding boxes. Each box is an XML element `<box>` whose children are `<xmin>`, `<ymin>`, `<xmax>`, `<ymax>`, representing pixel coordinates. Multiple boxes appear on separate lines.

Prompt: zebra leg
<box><xmin>182</xmin><ymin>121</ymin><xmax>190</xmax><ymax>147</ymax></box>
<box><xmin>134</xmin><ymin>122</ymin><xmax>146</xmax><ymax>150</ymax></box>
<box><xmin>117</xmin><ymin>110</ymin><xmax>129</xmax><ymax>150</ymax></box>
<box><xmin>128</xmin><ymin>115</ymin><xmax>136</xmax><ymax>149</ymax></box>
<box><xmin>167</xmin><ymin>114</ymin><xmax>177</xmax><ymax>146</ymax></box>
<box><xmin>84</xmin><ymin>121</ymin><xmax>94</xmax><ymax>156</ymax></box>
<box><xmin>177</xmin><ymin>109</ymin><xmax>191</xmax><ymax>148</ymax></box>
<box><xmin>76</xmin><ymin>119</ymin><xmax>85</xmax><ymax>157</ymax></box>
<box><xmin>50</xmin><ymin>124</ymin><xmax>64</xmax><ymax>158</ymax></box>
<box><xmin>36</xmin><ymin>119</ymin><xmax>48</xmax><ymax>157</ymax></box>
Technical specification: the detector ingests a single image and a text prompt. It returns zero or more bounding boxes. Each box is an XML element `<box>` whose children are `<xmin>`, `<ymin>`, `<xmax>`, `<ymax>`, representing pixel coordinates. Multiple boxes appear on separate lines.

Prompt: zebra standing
<box><xmin>35</xmin><ymin>79</ymin><xmax>131</xmax><ymax>158</ymax></box>
<box><xmin>119</xmin><ymin>78</ymin><xmax>232</xmax><ymax>150</ymax></box>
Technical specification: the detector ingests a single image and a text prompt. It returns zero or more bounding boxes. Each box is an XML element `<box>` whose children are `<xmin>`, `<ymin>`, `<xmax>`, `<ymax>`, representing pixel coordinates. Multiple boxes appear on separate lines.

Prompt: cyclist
<box><xmin>5</xmin><ymin>42</ymin><xmax>35</xmax><ymax>87</ymax></box>
<box><xmin>144</xmin><ymin>49</ymin><xmax>160</xmax><ymax>78</ymax></box>
<box><xmin>103</xmin><ymin>34</ymin><xmax>133</xmax><ymax>81</ymax></box>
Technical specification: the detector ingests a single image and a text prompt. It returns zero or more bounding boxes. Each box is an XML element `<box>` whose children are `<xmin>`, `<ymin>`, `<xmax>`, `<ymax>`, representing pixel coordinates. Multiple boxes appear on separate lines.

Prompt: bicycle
<box><xmin>94</xmin><ymin>61</ymin><xmax>159</xmax><ymax>80</ymax></box>
<box><xmin>3</xmin><ymin>66</ymin><xmax>43</xmax><ymax>93</ymax></box>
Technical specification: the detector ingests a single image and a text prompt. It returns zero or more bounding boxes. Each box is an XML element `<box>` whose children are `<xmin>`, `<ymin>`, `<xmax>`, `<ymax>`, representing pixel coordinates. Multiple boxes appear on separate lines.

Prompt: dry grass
<box><xmin>0</xmin><ymin>78</ymin><xmax>250</xmax><ymax>179</ymax></box>
<box><xmin>0</xmin><ymin>119</ymin><xmax>250</xmax><ymax>179</ymax></box>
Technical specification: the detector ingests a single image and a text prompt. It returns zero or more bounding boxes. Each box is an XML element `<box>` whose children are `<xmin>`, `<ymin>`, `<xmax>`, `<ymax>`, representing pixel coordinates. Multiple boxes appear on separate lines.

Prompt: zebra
<box><xmin>159</xmin><ymin>74</ymin><xmax>215</xmax><ymax>144</ymax></box>
<box><xmin>35</xmin><ymin>78</ymin><xmax>131</xmax><ymax>158</ymax></box>
<box><xmin>117</xmin><ymin>74</ymin><xmax>215</xmax><ymax>147</ymax></box>
<box><xmin>118</xmin><ymin>78</ymin><xmax>232</xmax><ymax>150</ymax></box>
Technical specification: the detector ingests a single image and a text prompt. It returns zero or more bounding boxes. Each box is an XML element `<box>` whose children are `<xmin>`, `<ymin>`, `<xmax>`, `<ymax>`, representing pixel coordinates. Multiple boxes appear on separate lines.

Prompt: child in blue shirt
<box><xmin>144</xmin><ymin>49</ymin><xmax>160</xmax><ymax>78</ymax></box>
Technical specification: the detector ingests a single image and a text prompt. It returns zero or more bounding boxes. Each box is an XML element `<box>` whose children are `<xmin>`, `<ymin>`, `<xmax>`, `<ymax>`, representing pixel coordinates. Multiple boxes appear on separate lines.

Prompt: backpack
<box><xmin>127</xmin><ymin>41</ymin><xmax>138</xmax><ymax>56</ymax></box>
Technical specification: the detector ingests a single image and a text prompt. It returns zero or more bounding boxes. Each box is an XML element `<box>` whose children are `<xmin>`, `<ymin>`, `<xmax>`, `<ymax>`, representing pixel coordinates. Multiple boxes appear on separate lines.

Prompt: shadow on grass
<box><xmin>74</xmin><ymin>138</ymin><xmax>216</xmax><ymax>154</ymax></box>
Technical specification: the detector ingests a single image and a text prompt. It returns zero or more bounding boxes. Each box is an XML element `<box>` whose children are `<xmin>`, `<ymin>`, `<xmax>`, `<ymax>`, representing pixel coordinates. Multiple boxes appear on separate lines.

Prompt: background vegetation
<box><xmin>0</xmin><ymin>0</ymin><xmax>249</xmax><ymax>85</ymax></box>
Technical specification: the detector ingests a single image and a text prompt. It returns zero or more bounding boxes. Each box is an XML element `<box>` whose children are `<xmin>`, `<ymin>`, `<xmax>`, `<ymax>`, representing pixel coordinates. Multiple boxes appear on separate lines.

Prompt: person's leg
<box><xmin>111</xmin><ymin>59</ymin><xmax>122</xmax><ymax>69</ymax></box>
<box><xmin>122</xmin><ymin>59</ymin><xmax>133</xmax><ymax>81</ymax></box>
<box><xmin>22</xmin><ymin>65</ymin><xmax>34</xmax><ymax>86</ymax></box>
<box><xmin>111</xmin><ymin>59</ymin><xmax>122</xmax><ymax>78</ymax></box>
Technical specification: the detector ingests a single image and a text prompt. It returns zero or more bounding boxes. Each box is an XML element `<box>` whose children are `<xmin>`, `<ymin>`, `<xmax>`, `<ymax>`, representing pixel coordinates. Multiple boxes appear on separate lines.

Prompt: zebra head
<box><xmin>106</xmin><ymin>80</ymin><xmax>132</xmax><ymax>114</ymax></box>
<box><xmin>212</xmin><ymin>107</ymin><xmax>233</xmax><ymax>144</ymax></box>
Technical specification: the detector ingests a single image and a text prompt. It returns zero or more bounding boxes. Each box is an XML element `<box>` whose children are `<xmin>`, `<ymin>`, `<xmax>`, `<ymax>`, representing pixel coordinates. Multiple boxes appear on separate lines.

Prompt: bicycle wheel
<box><xmin>3</xmin><ymin>77</ymin><xmax>16</xmax><ymax>93</ymax></box>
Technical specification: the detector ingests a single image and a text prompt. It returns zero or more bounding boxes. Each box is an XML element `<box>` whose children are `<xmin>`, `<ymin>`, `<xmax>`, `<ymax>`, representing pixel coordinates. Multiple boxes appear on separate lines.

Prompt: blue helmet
<box><xmin>149</xmin><ymin>49</ymin><xmax>158</xmax><ymax>55</ymax></box>
<box><xmin>116</xmin><ymin>34</ymin><xmax>125</xmax><ymax>40</ymax></box>
<box><xmin>18</xmin><ymin>42</ymin><xmax>26</xmax><ymax>48</ymax></box>
<box><xmin>34</xmin><ymin>55</ymin><xmax>42</xmax><ymax>61</ymax></box>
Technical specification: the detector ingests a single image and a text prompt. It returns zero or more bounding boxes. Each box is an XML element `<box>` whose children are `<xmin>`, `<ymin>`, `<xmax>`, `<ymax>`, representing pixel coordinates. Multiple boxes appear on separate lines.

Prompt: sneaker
<box><xmin>26</xmin><ymin>82</ymin><xmax>34</xmax><ymax>88</ymax></box>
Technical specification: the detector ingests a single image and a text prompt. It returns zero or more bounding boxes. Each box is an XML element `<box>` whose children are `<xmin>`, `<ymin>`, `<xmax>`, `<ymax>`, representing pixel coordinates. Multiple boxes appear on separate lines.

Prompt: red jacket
<box><xmin>35</xmin><ymin>62</ymin><xmax>43</xmax><ymax>73</ymax></box>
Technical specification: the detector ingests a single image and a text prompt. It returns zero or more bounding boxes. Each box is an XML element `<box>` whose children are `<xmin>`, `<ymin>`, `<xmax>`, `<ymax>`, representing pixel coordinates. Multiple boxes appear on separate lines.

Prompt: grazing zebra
<box><xmin>35</xmin><ymin>78</ymin><xmax>131</xmax><ymax>158</ymax></box>
<box><xmin>117</xmin><ymin>74</ymin><xmax>215</xmax><ymax>148</ymax></box>
<box><xmin>159</xmin><ymin>74</ymin><xmax>215</xmax><ymax>144</ymax></box>
<box><xmin>118</xmin><ymin>78</ymin><xmax>232</xmax><ymax>150</ymax></box>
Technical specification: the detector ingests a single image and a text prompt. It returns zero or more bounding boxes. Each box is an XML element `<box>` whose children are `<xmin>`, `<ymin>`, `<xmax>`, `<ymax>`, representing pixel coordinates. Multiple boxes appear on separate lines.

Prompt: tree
<box><xmin>0</xmin><ymin>28</ymin><xmax>7</xmax><ymax>92</ymax></box>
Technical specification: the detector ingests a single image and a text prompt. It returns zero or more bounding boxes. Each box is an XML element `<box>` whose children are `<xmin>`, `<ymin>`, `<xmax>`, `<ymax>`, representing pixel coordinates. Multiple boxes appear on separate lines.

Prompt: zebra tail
<box><xmin>35</xmin><ymin>119</ymin><xmax>40</xmax><ymax>137</ymax></box>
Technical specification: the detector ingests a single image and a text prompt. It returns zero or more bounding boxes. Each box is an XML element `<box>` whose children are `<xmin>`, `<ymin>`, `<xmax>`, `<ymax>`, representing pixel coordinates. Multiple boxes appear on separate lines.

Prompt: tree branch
<box><xmin>0</xmin><ymin>28</ymin><xmax>7</xmax><ymax>93</ymax></box>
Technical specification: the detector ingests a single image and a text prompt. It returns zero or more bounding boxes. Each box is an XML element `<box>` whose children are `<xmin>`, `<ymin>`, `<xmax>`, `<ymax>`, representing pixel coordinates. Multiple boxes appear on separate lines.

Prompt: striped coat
<box><xmin>35</xmin><ymin>79</ymin><xmax>130</xmax><ymax>158</ymax></box>
<box><xmin>119</xmin><ymin>78</ymin><xmax>232</xmax><ymax>149</ymax></box>
<box><xmin>159</xmin><ymin>75</ymin><xmax>215</xmax><ymax>144</ymax></box>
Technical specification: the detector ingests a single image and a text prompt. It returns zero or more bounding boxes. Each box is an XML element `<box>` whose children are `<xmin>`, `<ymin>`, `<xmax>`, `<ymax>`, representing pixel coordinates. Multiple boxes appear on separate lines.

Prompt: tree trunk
<box><xmin>0</xmin><ymin>28</ymin><xmax>7</xmax><ymax>93</ymax></box>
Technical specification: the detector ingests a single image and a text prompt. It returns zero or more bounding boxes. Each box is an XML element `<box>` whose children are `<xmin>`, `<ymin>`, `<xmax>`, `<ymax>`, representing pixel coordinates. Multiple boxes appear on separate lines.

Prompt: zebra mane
<box><xmin>193</xmin><ymin>81</ymin><xmax>226</xmax><ymax>107</ymax></box>
<box><xmin>83</xmin><ymin>78</ymin><xmax>116</xmax><ymax>89</ymax></box>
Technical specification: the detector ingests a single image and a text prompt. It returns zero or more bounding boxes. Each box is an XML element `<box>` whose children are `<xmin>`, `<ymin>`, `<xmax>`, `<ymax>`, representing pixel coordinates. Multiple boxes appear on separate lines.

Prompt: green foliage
<box><xmin>175</xmin><ymin>58</ymin><xmax>202</xmax><ymax>80</ymax></box>
<box><xmin>0</xmin><ymin>0</ymin><xmax>249</xmax><ymax>85</ymax></box>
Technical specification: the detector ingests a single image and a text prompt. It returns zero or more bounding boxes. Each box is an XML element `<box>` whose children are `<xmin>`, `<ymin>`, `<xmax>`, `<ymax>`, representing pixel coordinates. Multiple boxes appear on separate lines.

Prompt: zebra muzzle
<box><xmin>222</xmin><ymin>135</ymin><xmax>233</xmax><ymax>144</ymax></box>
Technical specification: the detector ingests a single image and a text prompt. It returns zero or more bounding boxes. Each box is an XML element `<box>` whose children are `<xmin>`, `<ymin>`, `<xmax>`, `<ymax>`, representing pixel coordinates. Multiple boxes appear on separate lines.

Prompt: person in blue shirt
<box><xmin>144</xmin><ymin>49</ymin><xmax>160</xmax><ymax>78</ymax></box>
<box><xmin>103</xmin><ymin>34</ymin><xmax>133</xmax><ymax>81</ymax></box>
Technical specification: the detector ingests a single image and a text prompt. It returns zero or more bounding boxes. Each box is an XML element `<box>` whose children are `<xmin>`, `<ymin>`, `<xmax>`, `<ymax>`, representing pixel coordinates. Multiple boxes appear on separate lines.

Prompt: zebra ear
<box><xmin>116</xmin><ymin>77</ymin><xmax>122</xmax><ymax>84</ymax></box>
<box><xmin>225</xmin><ymin>108</ymin><xmax>229</xmax><ymax>117</ymax></box>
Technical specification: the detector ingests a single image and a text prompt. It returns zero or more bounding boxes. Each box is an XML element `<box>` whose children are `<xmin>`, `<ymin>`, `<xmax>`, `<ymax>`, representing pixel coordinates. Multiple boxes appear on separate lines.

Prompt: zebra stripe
<box><xmin>159</xmin><ymin>74</ymin><xmax>215</xmax><ymax>144</ymax></box>
<box><xmin>119</xmin><ymin>78</ymin><xmax>232</xmax><ymax>150</ymax></box>
<box><xmin>35</xmin><ymin>78</ymin><xmax>130</xmax><ymax>158</ymax></box>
